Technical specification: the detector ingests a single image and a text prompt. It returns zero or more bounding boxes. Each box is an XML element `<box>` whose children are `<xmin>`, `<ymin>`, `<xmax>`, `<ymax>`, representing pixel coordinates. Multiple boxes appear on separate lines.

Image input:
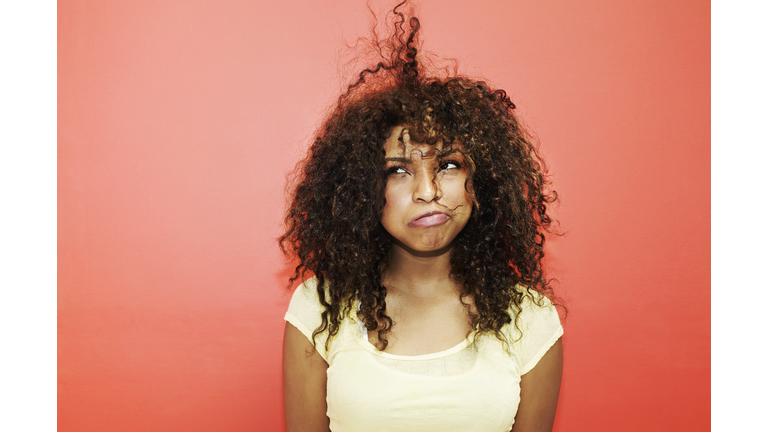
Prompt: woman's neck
<box><xmin>383</xmin><ymin>240</ymin><xmax>458</xmax><ymax>298</ymax></box>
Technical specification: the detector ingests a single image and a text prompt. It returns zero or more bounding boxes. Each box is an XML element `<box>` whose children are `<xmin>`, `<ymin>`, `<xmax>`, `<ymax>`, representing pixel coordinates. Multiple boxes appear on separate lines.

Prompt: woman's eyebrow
<box><xmin>384</xmin><ymin>157</ymin><xmax>411</xmax><ymax>163</ymax></box>
<box><xmin>437</xmin><ymin>148</ymin><xmax>462</xmax><ymax>158</ymax></box>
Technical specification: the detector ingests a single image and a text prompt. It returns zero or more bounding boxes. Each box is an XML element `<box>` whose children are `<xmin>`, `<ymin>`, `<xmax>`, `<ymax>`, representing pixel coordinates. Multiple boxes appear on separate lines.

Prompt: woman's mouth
<box><xmin>409</xmin><ymin>211</ymin><xmax>449</xmax><ymax>228</ymax></box>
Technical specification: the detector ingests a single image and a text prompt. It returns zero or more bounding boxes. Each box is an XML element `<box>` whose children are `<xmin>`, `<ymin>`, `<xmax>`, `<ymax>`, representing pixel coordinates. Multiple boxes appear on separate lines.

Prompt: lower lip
<box><xmin>410</xmin><ymin>213</ymin><xmax>449</xmax><ymax>228</ymax></box>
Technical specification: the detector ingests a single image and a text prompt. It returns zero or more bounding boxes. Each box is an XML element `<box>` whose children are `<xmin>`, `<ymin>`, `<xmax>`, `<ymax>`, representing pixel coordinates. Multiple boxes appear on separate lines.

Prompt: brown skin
<box><xmin>376</xmin><ymin>126</ymin><xmax>476</xmax><ymax>355</ymax></box>
<box><xmin>282</xmin><ymin>322</ymin><xmax>330</xmax><ymax>432</ymax></box>
<box><xmin>512</xmin><ymin>338</ymin><xmax>563</xmax><ymax>432</ymax></box>
<box><xmin>381</xmin><ymin>126</ymin><xmax>473</xmax><ymax>257</ymax></box>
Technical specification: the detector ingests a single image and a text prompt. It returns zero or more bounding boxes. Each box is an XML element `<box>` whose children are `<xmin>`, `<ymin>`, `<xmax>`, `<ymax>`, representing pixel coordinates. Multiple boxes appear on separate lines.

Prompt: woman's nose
<box><xmin>412</xmin><ymin>168</ymin><xmax>441</xmax><ymax>202</ymax></box>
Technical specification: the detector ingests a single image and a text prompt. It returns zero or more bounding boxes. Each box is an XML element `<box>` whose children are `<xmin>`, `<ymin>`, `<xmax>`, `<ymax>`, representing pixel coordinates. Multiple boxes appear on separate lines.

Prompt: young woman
<box><xmin>280</xmin><ymin>4</ymin><xmax>564</xmax><ymax>431</ymax></box>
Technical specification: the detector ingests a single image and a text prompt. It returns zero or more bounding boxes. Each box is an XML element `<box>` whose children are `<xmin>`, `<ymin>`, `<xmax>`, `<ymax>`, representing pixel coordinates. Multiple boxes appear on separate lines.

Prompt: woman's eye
<box><xmin>387</xmin><ymin>166</ymin><xmax>408</xmax><ymax>175</ymax></box>
<box><xmin>440</xmin><ymin>161</ymin><xmax>461</xmax><ymax>171</ymax></box>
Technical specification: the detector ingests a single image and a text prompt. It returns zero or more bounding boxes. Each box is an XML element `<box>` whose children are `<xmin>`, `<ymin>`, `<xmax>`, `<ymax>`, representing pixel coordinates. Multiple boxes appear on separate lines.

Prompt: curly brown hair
<box><xmin>280</xmin><ymin>2</ymin><xmax>560</xmax><ymax>351</ymax></box>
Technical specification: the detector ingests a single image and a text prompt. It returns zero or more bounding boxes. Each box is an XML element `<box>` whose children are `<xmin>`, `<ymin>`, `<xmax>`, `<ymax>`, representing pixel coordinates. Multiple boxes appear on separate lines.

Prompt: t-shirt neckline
<box><xmin>352</xmin><ymin>314</ymin><xmax>476</xmax><ymax>360</ymax></box>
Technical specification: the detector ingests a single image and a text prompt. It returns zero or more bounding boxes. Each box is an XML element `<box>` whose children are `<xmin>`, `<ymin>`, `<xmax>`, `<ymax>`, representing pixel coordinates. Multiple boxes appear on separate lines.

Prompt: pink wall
<box><xmin>58</xmin><ymin>0</ymin><xmax>710</xmax><ymax>430</ymax></box>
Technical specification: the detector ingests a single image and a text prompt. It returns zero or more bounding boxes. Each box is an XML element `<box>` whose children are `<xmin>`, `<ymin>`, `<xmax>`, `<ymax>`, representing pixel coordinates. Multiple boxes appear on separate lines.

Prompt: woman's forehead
<box><xmin>383</xmin><ymin>126</ymin><xmax>459</xmax><ymax>158</ymax></box>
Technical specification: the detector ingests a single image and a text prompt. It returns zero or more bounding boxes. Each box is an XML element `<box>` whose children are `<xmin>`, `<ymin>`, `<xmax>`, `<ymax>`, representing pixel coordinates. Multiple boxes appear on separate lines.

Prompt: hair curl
<box><xmin>280</xmin><ymin>1</ymin><xmax>561</xmax><ymax>351</ymax></box>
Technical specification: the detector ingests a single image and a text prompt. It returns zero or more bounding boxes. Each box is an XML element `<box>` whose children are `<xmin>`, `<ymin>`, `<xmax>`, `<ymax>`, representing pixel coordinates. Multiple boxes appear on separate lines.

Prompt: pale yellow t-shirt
<box><xmin>284</xmin><ymin>277</ymin><xmax>563</xmax><ymax>432</ymax></box>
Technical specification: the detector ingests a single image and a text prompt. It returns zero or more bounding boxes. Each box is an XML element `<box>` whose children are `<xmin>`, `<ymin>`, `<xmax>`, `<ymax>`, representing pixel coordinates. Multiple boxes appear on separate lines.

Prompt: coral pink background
<box><xmin>58</xmin><ymin>0</ymin><xmax>710</xmax><ymax>430</ymax></box>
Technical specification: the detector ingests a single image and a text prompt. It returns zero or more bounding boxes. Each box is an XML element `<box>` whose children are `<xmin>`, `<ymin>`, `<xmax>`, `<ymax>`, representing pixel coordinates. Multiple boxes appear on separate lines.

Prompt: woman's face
<box><xmin>381</xmin><ymin>126</ymin><xmax>473</xmax><ymax>254</ymax></box>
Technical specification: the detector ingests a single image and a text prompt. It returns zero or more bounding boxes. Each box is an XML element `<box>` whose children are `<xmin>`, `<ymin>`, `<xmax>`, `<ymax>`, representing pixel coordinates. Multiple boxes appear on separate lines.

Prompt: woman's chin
<box><xmin>390</xmin><ymin>237</ymin><xmax>454</xmax><ymax>258</ymax></box>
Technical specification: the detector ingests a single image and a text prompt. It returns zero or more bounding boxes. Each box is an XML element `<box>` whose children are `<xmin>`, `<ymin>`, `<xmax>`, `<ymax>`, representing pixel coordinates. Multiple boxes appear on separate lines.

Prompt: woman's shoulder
<box><xmin>507</xmin><ymin>285</ymin><xmax>561</xmax><ymax>331</ymax></box>
<box><xmin>514</xmin><ymin>285</ymin><xmax>557</xmax><ymax>314</ymax></box>
<box><xmin>504</xmin><ymin>285</ymin><xmax>563</xmax><ymax>374</ymax></box>
<box><xmin>284</xmin><ymin>277</ymin><xmax>328</xmax><ymax>350</ymax></box>
<box><xmin>285</xmin><ymin>276</ymin><xmax>326</xmax><ymax>323</ymax></box>
<box><xmin>287</xmin><ymin>275</ymin><xmax>322</xmax><ymax>303</ymax></box>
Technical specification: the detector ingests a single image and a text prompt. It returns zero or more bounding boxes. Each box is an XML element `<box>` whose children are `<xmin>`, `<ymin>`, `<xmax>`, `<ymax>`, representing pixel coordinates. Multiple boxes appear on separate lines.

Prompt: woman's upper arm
<box><xmin>511</xmin><ymin>337</ymin><xmax>564</xmax><ymax>432</ymax></box>
<box><xmin>282</xmin><ymin>321</ymin><xmax>330</xmax><ymax>432</ymax></box>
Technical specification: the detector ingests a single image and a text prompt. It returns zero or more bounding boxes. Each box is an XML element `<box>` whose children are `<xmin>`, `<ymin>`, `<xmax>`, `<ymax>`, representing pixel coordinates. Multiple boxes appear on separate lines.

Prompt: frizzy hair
<box><xmin>280</xmin><ymin>2</ymin><xmax>561</xmax><ymax>351</ymax></box>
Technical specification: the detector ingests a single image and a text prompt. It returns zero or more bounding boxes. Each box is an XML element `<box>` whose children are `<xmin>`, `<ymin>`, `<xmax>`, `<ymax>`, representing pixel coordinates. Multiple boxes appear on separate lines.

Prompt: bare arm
<box><xmin>511</xmin><ymin>337</ymin><xmax>564</xmax><ymax>432</ymax></box>
<box><xmin>282</xmin><ymin>322</ymin><xmax>330</xmax><ymax>432</ymax></box>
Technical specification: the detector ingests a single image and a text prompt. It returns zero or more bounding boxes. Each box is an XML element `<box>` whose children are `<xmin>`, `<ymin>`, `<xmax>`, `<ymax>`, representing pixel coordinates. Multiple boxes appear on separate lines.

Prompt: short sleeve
<box><xmin>510</xmin><ymin>289</ymin><xmax>563</xmax><ymax>374</ymax></box>
<box><xmin>284</xmin><ymin>277</ymin><xmax>330</xmax><ymax>360</ymax></box>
